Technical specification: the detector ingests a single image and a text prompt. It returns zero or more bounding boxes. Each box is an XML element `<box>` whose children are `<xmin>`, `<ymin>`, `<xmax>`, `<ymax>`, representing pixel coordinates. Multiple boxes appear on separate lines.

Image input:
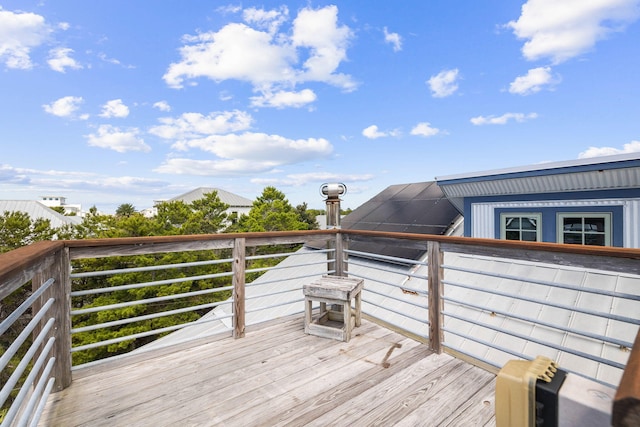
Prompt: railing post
<box><xmin>232</xmin><ymin>238</ymin><xmax>246</xmax><ymax>339</ymax></box>
<box><xmin>613</xmin><ymin>328</ymin><xmax>640</xmax><ymax>426</ymax></box>
<box><xmin>32</xmin><ymin>247</ymin><xmax>72</xmax><ymax>391</ymax></box>
<box><xmin>427</xmin><ymin>241</ymin><xmax>444</xmax><ymax>354</ymax></box>
<box><xmin>335</xmin><ymin>232</ymin><xmax>344</xmax><ymax>276</ymax></box>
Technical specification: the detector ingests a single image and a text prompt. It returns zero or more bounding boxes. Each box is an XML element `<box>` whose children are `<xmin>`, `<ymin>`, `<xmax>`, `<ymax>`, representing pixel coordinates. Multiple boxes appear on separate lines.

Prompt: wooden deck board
<box><xmin>40</xmin><ymin>316</ymin><xmax>496</xmax><ymax>427</ymax></box>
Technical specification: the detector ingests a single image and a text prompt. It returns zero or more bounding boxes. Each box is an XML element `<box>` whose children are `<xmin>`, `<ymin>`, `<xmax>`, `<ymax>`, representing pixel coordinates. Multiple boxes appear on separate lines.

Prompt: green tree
<box><xmin>115</xmin><ymin>203</ymin><xmax>136</xmax><ymax>217</ymax></box>
<box><xmin>51</xmin><ymin>206</ymin><xmax>66</xmax><ymax>215</ymax></box>
<box><xmin>296</xmin><ymin>202</ymin><xmax>319</xmax><ymax>230</ymax></box>
<box><xmin>235</xmin><ymin>186</ymin><xmax>309</xmax><ymax>232</ymax></box>
<box><xmin>0</xmin><ymin>211</ymin><xmax>57</xmax><ymax>253</ymax></box>
<box><xmin>183</xmin><ymin>190</ymin><xmax>229</xmax><ymax>234</ymax></box>
<box><xmin>154</xmin><ymin>200</ymin><xmax>192</xmax><ymax>235</ymax></box>
<box><xmin>68</xmin><ymin>206</ymin><xmax>113</xmax><ymax>239</ymax></box>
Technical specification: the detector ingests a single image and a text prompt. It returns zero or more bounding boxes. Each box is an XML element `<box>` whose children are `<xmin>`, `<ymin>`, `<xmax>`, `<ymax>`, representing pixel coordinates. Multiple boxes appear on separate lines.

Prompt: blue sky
<box><xmin>1</xmin><ymin>1</ymin><xmax>639</xmax><ymax>213</ymax></box>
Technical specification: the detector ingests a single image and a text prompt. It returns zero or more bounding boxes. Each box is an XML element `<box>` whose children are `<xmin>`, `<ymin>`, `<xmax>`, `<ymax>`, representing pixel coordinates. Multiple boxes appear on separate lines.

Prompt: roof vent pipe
<box><xmin>320</xmin><ymin>183</ymin><xmax>346</xmax><ymax>229</ymax></box>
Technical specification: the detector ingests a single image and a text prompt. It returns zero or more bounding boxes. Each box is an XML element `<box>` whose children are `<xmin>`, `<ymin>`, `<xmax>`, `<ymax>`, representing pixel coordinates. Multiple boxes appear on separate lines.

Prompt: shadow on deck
<box><xmin>40</xmin><ymin>316</ymin><xmax>496</xmax><ymax>426</ymax></box>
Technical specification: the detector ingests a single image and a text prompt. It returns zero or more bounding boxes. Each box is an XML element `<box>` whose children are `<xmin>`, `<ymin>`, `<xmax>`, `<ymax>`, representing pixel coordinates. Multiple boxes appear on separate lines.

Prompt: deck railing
<box><xmin>1</xmin><ymin>229</ymin><xmax>639</xmax><ymax>426</ymax></box>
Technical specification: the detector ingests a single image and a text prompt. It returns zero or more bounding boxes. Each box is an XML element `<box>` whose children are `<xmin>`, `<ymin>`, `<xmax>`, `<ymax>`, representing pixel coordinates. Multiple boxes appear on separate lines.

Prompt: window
<box><xmin>500</xmin><ymin>213</ymin><xmax>541</xmax><ymax>242</ymax></box>
<box><xmin>557</xmin><ymin>213</ymin><xmax>611</xmax><ymax>246</ymax></box>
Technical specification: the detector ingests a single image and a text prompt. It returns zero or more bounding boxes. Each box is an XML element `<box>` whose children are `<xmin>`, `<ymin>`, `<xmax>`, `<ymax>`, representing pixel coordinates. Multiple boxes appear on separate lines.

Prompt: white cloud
<box><xmin>427</xmin><ymin>69</ymin><xmax>459</xmax><ymax>98</ymax></box>
<box><xmin>410</xmin><ymin>122</ymin><xmax>440</xmax><ymax>137</ymax></box>
<box><xmin>47</xmin><ymin>47</ymin><xmax>82</xmax><ymax>72</ymax></box>
<box><xmin>250</xmin><ymin>89</ymin><xmax>317</xmax><ymax>108</ymax></box>
<box><xmin>509</xmin><ymin>66</ymin><xmax>557</xmax><ymax>95</ymax></box>
<box><xmin>243</xmin><ymin>6</ymin><xmax>288</xmax><ymax>34</ymax></box>
<box><xmin>578</xmin><ymin>140</ymin><xmax>640</xmax><ymax>158</ymax></box>
<box><xmin>362</xmin><ymin>125</ymin><xmax>387</xmax><ymax>139</ymax></box>
<box><xmin>42</xmin><ymin>96</ymin><xmax>85</xmax><ymax>118</ymax></box>
<box><xmin>164</xmin><ymin>22</ymin><xmax>296</xmax><ymax>89</ymax></box>
<box><xmin>174</xmin><ymin>132</ymin><xmax>332</xmax><ymax>162</ymax></box>
<box><xmin>149</xmin><ymin>110</ymin><xmax>253</xmax><ymax>140</ymax></box>
<box><xmin>383</xmin><ymin>27</ymin><xmax>402</xmax><ymax>52</ymax></box>
<box><xmin>86</xmin><ymin>125</ymin><xmax>150</xmax><ymax>153</ymax></box>
<box><xmin>0</xmin><ymin>8</ymin><xmax>51</xmax><ymax>69</ymax></box>
<box><xmin>507</xmin><ymin>0</ymin><xmax>640</xmax><ymax>64</ymax></box>
<box><xmin>153</xmin><ymin>101</ymin><xmax>171</xmax><ymax>112</ymax></box>
<box><xmin>470</xmin><ymin>112</ymin><xmax>538</xmax><ymax>125</ymax></box>
<box><xmin>99</xmin><ymin>99</ymin><xmax>130</xmax><ymax>118</ymax></box>
<box><xmin>163</xmin><ymin>5</ymin><xmax>355</xmax><ymax>106</ymax></box>
<box><xmin>291</xmin><ymin>5</ymin><xmax>355</xmax><ymax>90</ymax></box>
<box><xmin>251</xmin><ymin>172</ymin><xmax>374</xmax><ymax>187</ymax></box>
<box><xmin>155</xmin><ymin>158</ymin><xmax>278</xmax><ymax>176</ymax></box>
<box><xmin>155</xmin><ymin>132</ymin><xmax>332</xmax><ymax>176</ymax></box>
<box><xmin>150</xmin><ymin>109</ymin><xmax>331</xmax><ymax>175</ymax></box>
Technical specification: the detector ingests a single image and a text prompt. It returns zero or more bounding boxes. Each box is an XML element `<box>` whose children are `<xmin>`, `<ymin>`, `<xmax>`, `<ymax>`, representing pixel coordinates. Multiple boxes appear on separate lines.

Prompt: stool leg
<box><xmin>355</xmin><ymin>292</ymin><xmax>362</xmax><ymax>327</ymax></box>
<box><xmin>343</xmin><ymin>301</ymin><xmax>351</xmax><ymax>342</ymax></box>
<box><xmin>304</xmin><ymin>298</ymin><xmax>312</xmax><ymax>331</ymax></box>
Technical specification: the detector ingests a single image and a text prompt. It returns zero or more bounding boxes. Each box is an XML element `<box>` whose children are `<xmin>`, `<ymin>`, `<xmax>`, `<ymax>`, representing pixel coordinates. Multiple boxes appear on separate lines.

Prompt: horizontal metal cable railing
<box><xmin>345</xmin><ymin>248</ymin><xmax>430</xmax><ymax>342</ymax></box>
<box><xmin>66</xmin><ymin>238</ymin><xmax>330</xmax><ymax>369</ymax></box>
<box><xmin>0</xmin><ymin>269</ymin><xmax>59</xmax><ymax>427</ymax></box>
<box><xmin>439</xmin><ymin>255</ymin><xmax>640</xmax><ymax>385</ymax></box>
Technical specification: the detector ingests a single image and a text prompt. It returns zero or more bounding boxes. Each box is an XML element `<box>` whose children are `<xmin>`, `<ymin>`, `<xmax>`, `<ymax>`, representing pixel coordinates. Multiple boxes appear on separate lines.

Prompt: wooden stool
<box><xmin>303</xmin><ymin>275</ymin><xmax>363</xmax><ymax>342</ymax></box>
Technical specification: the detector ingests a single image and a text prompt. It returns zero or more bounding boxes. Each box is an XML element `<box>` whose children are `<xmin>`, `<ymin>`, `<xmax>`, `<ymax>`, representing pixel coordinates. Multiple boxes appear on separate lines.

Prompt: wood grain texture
<box><xmin>39</xmin><ymin>316</ymin><xmax>496</xmax><ymax>427</ymax></box>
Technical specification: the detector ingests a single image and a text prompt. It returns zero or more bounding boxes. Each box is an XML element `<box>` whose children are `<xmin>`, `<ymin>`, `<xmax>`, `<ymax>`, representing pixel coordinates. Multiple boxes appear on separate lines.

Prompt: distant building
<box><xmin>436</xmin><ymin>153</ymin><xmax>640</xmax><ymax>248</ymax></box>
<box><xmin>142</xmin><ymin>187</ymin><xmax>253</xmax><ymax>222</ymax></box>
<box><xmin>0</xmin><ymin>200</ymin><xmax>82</xmax><ymax>229</ymax></box>
<box><xmin>39</xmin><ymin>196</ymin><xmax>83</xmax><ymax>216</ymax></box>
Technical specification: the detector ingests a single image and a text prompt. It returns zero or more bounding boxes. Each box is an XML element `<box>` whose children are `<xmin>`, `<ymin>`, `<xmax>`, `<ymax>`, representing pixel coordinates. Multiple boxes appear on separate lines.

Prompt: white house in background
<box><xmin>141</xmin><ymin>187</ymin><xmax>253</xmax><ymax>221</ymax></box>
<box><xmin>39</xmin><ymin>196</ymin><xmax>83</xmax><ymax>217</ymax></box>
<box><xmin>435</xmin><ymin>152</ymin><xmax>640</xmax><ymax>248</ymax></box>
<box><xmin>0</xmin><ymin>200</ymin><xmax>82</xmax><ymax>228</ymax></box>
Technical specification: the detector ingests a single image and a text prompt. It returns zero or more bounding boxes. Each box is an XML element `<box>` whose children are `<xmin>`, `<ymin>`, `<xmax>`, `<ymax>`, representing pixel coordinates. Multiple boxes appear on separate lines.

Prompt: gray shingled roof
<box><xmin>170</xmin><ymin>187</ymin><xmax>253</xmax><ymax>207</ymax></box>
<box><xmin>0</xmin><ymin>200</ymin><xmax>82</xmax><ymax>228</ymax></box>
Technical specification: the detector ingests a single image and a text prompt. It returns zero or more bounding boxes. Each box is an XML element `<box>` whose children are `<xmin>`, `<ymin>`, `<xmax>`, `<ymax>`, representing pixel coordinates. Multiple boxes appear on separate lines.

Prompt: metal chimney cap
<box><xmin>320</xmin><ymin>183</ymin><xmax>347</xmax><ymax>198</ymax></box>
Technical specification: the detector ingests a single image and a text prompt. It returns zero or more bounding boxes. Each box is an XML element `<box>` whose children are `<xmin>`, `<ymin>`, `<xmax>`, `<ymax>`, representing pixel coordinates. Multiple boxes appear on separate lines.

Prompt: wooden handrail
<box><xmin>0</xmin><ymin>240</ymin><xmax>64</xmax><ymax>300</ymax></box>
<box><xmin>613</xmin><ymin>327</ymin><xmax>640</xmax><ymax>426</ymax></box>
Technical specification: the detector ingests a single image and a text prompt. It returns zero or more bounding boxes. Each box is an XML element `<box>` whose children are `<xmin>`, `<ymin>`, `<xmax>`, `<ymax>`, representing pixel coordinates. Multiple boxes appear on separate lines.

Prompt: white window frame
<box><xmin>557</xmin><ymin>212</ymin><xmax>611</xmax><ymax>246</ymax></box>
<box><xmin>500</xmin><ymin>212</ymin><xmax>542</xmax><ymax>242</ymax></box>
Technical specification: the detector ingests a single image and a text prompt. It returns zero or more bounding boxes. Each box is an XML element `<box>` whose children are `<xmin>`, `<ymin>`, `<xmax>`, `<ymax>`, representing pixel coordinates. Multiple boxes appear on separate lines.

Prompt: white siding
<box><xmin>470</xmin><ymin>198</ymin><xmax>640</xmax><ymax>248</ymax></box>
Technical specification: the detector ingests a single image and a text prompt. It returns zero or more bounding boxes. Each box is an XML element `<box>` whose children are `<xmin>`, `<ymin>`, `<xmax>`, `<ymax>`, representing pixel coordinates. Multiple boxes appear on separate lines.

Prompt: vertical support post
<box><xmin>321</xmin><ymin>182</ymin><xmax>346</xmax><ymax>277</ymax></box>
<box><xmin>334</xmin><ymin>232</ymin><xmax>344</xmax><ymax>277</ymax></box>
<box><xmin>427</xmin><ymin>241</ymin><xmax>444</xmax><ymax>354</ymax></box>
<box><xmin>232</xmin><ymin>238</ymin><xmax>246</xmax><ymax>339</ymax></box>
<box><xmin>32</xmin><ymin>247</ymin><xmax>72</xmax><ymax>392</ymax></box>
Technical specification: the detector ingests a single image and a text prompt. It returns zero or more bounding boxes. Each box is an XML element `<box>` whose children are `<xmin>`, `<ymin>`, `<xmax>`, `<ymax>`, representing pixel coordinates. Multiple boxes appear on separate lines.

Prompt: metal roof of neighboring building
<box><xmin>170</xmin><ymin>187</ymin><xmax>253</xmax><ymax>207</ymax></box>
<box><xmin>435</xmin><ymin>153</ymin><xmax>640</xmax><ymax>212</ymax></box>
<box><xmin>0</xmin><ymin>200</ymin><xmax>82</xmax><ymax>228</ymax></box>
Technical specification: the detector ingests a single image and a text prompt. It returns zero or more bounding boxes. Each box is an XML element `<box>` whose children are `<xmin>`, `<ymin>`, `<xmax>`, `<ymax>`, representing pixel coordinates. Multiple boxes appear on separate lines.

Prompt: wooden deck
<box><xmin>40</xmin><ymin>316</ymin><xmax>496</xmax><ymax>426</ymax></box>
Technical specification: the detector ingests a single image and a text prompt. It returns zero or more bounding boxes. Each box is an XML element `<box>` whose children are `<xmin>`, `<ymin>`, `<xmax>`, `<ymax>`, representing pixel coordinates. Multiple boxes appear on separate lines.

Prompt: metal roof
<box><xmin>337</xmin><ymin>181</ymin><xmax>461</xmax><ymax>260</ymax></box>
<box><xmin>170</xmin><ymin>187</ymin><xmax>253</xmax><ymax>207</ymax></box>
<box><xmin>0</xmin><ymin>200</ymin><xmax>82</xmax><ymax>228</ymax></box>
<box><xmin>435</xmin><ymin>153</ymin><xmax>640</xmax><ymax>212</ymax></box>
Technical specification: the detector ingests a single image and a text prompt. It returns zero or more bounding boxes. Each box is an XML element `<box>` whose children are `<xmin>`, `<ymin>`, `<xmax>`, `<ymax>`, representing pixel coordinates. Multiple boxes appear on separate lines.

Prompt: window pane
<box><xmin>563</xmin><ymin>233</ymin><xmax>583</xmax><ymax>245</ymax></box>
<box><xmin>505</xmin><ymin>217</ymin><xmax>520</xmax><ymax>230</ymax></box>
<box><xmin>505</xmin><ymin>230</ymin><xmax>520</xmax><ymax>240</ymax></box>
<box><xmin>585</xmin><ymin>234</ymin><xmax>605</xmax><ymax>246</ymax></box>
<box><xmin>522</xmin><ymin>218</ymin><xmax>537</xmax><ymax>230</ymax></box>
<box><xmin>563</xmin><ymin>218</ymin><xmax>582</xmax><ymax>231</ymax></box>
<box><xmin>585</xmin><ymin>217</ymin><xmax>605</xmax><ymax>232</ymax></box>
<box><xmin>521</xmin><ymin>231</ymin><xmax>537</xmax><ymax>241</ymax></box>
